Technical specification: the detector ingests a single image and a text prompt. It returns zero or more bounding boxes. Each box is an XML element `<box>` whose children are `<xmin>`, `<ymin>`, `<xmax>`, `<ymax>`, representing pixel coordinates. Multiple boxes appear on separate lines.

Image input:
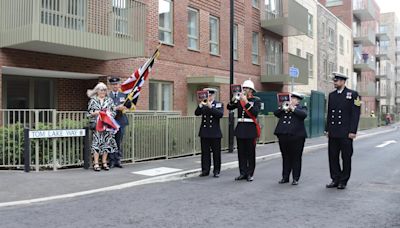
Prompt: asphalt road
<box><xmin>1</xmin><ymin>128</ymin><xmax>399</xmax><ymax>228</ymax></box>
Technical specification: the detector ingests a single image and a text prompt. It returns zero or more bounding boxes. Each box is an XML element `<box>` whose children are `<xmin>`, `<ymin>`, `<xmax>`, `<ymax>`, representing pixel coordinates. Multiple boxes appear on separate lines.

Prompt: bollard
<box><xmin>24</xmin><ymin>128</ymin><xmax>30</xmax><ymax>172</ymax></box>
<box><xmin>83</xmin><ymin>127</ymin><xmax>90</xmax><ymax>169</ymax></box>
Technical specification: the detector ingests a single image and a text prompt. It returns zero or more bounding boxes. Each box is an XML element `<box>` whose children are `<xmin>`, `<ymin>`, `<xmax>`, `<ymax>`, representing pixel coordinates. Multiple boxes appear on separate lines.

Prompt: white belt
<box><xmin>238</xmin><ymin>118</ymin><xmax>254</xmax><ymax>123</ymax></box>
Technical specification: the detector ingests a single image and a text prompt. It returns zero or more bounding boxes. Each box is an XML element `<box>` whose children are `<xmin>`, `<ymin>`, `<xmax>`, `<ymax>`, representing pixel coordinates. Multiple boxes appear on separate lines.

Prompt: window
<box><xmin>210</xmin><ymin>16</ymin><xmax>220</xmax><ymax>55</ymax></box>
<box><xmin>346</xmin><ymin>69</ymin><xmax>349</xmax><ymax>77</ymax></box>
<box><xmin>265</xmin><ymin>0</ymin><xmax>281</xmax><ymax>19</ymax></box>
<box><xmin>41</xmin><ymin>0</ymin><xmax>86</xmax><ymax>31</ymax></box>
<box><xmin>307</xmin><ymin>14</ymin><xmax>313</xmax><ymax>37</ymax></box>
<box><xmin>339</xmin><ymin>66</ymin><xmax>344</xmax><ymax>73</ymax></box>
<box><xmin>296</xmin><ymin>48</ymin><xmax>301</xmax><ymax>56</ymax></box>
<box><xmin>234</xmin><ymin>24</ymin><xmax>238</xmax><ymax>60</ymax></box>
<box><xmin>321</xmin><ymin>22</ymin><xmax>325</xmax><ymax>39</ymax></box>
<box><xmin>252</xmin><ymin>32</ymin><xmax>259</xmax><ymax>64</ymax></box>
<box><xmin>149</xmin><ymin>81</ymin><xmax>173</xmax><ymax>111</ymax></box>
<box><xmin>328</xmin><ymin>62</ymin><xmax>334</xmax><ymax>77</ymax></box>
<box><xmin>187</xmin><ymin>8</ymin><xmax>199</xmax><ymax>50</ymax></box>
<box><xmin>339</xmin><ymin>35</ymin><xmax>344</xmax><ymax>55</ymax></box>
<box><xmin>323</xmin><ymin>59</ymin><xmax>328</xmax><ymax>79</ymax></box>
<box><xmin>328</xmin><ymin>27</ymin><xmax>335</xmax><ymax>49</ymax></box>
<box><xmin>347</xmin><ymin>40</ymin><xmax>350</xmax><ymax>54</ymax></box>
<box><xmin>266</xmin><ymin>37</ymin><xmax>283</xmax><ymax>76</ymax></box>
<box><xmin>307</xmin><ymin>53</ymin><xmax>313</xmax><ymax>78</ymax></box>
<box><xmin>159</xmin><ymin>0</ymin><xmax>173</xmax><ymax>44</ymax></box>
<box><xmin>113</xmin><ymin>0</ymin><xmax>129</xmax><ymax>37</ymax></box>
<box><xmin>326</xmin><ymin>0</ymin><xmax>343</xmax><ymax>7</ymax></box>
<box><xmin>252</xmin><ymin>0</ymin><xmax>259</xmax><ymax>8</ymax></box>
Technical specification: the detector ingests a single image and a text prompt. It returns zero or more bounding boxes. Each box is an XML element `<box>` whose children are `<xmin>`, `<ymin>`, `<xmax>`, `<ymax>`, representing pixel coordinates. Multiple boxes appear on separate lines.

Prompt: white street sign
<box><xmin>29</xmin><ymin>129</ymin><xmax>86</xmax><ymax>139</ymax></box>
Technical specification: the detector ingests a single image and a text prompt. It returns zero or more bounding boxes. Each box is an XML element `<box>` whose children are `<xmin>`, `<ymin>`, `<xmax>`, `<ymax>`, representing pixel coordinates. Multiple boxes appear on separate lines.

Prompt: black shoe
<box><xmin>279</xmin><ymin>178</ymin><xmax>290</xmax><ymax>184</ymax></box>
<box><xmin>199</xmin><ymin>173</ymin><xmax>209</xmax><ymax>177</ymax></box>
<box><xmin>213</xmin><ymin>173</ymin><xmax>220</xmax><ymax>178</ymax></box>
<box><xmin>337</xmin><ymin>183</ymin><xmax>346</xmax><ymax>190</ymax></box>
<box><xmin>247</xmin><ymin>176</ymin><xmax>254</xmax><ymax>182</ymax></box>
<box><xmin>292</xmin><ymin>180</ymin><xmax>298</xmax><ymax>185</ymax></box>
<box><xmin>235</xmin><ymin>175</ymin><xmax>247</xmax><ymax>181</ymax></box>
<box><xmin>114</xmin><ymin>164</ymin><xmax>123</xmax><ymax>168</ymax></box>
<box><xmin>326</xmin><ymin>182</ymin><xmax>339</xmax><ymax>188</ymax></box>
<box><xmin>109</xmin><ymin>163</ymin><xmax>115</xmax><ymax>169</ymax></box>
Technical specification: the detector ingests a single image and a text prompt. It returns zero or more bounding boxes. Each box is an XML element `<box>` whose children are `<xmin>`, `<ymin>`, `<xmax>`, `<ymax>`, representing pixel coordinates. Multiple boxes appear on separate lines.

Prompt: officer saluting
<box><xmin>108</xmin><ymin>76</ymin><xmax>131</xmax><ymax>168</ymax></box>
<box><xmin>195</xmin><ymin>88</ymin><xmax>224</xmax><ymax>178</ymax></box>
<box><xmin>227</xmin><ymin>80</ymin><xmax>261</xmax><ymax>182</ymax></box>
<box><xmin>274</xmin><ymin>92</ymin><xmax>307</xmax><ymax>185</ymax></box>
<box><xmin>325</xmin><ymin>72</ymin><xmax>361</xmax><ymax>190</ymax></box>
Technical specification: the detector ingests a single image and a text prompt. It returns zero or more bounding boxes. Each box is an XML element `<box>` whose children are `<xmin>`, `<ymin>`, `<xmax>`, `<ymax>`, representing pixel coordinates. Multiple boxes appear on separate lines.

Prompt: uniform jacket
<box><xmin>109</xmin><ymin>91</ymin><xmax>131</xmax><ymax>127</ymax></box>
<box><xmin>194</xmin><ymin>100</ymin><xmax>224</xmax><ymax>138</ymax></box>
<box><xmin>274</xmin><ymin>105</ymin><xmax>308</xmax><ymax>138</ymax></box>
<box><xmin>325</xmin><ymin>87</ymin><xmax>361</xmax><ymax>138</ymax></box>
<box><xmin>227</xmin><ymin>96</ymin><xmax>261</xmax><ymax>139</ymax></box>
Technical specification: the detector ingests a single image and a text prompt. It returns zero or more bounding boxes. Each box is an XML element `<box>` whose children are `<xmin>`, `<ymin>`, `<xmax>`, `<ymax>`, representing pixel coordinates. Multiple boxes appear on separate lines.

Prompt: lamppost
<box><xmin>228</xmin><ymin>0</ymin><xmax>234</xmax><ymax>153</ymax></box>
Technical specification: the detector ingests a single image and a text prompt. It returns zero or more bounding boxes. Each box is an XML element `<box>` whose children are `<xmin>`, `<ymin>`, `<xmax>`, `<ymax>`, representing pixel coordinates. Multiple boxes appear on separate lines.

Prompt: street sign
<box><xmin>289</xmin><ymin>66</ymin><xmax>299</xmax><ymax>78</ymax></box>
<box><xmin>29</xmin><ymin>129</ymin><xmax>86</xmax><ymax>139</ymax></box>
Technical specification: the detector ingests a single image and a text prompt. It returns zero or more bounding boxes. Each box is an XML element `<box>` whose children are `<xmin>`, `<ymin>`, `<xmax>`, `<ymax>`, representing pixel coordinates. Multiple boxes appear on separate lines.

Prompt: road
<box><xmin>1</xmin><ymin>127</ymin><xmax>399</xmax><ymax>228</ymax></box>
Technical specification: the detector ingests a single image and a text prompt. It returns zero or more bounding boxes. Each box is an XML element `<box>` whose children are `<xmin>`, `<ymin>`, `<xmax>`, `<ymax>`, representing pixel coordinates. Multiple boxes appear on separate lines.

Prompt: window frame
<box><xmin>233</xmin><ymin>24</ymin><xmax>238</xmax><ymax>60</ymax></box>
<box><xmin>158</xmin><ymin>0</ymin><xmax>174</xmax><ymax>45</ymax></box>
<box><xmin>187</xmin><ymin>7</ymin><xmax>199</xmax><ymax>51</ymax></box>
<box><xmin>307</xmin><ymin>13</ymin><xmax>313</xmax><ymax>37</ymax></box>
<box><xmin>252</xmin><ymin>32</ymin><xmax>260</xmax><ymax>65</ymax></box>
<box><xmin>209</xmin><ymin>15</ymin><xmax>220</xmax><ymax>55</ymax></box>
<box><xmin>339</xmin><ymin>35</ymin><xmax>344</xmax><ymax>55</ymax></box>
<box><xmin>149</xmin><ymin>80</ymin><xmax>173</xmax><ymax>111</ymax></box>
<box><xmin>306</xmin><ymin>53</ymin><xmax>313</xmax><ymax>78</ymax></box>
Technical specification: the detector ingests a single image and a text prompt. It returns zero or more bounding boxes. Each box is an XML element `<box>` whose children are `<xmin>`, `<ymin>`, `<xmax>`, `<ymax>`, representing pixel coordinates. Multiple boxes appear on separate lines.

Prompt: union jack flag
<box><xmin>120</xmin><ymin>47</ymin><xmax>160</xmax><ymax>110</ymax></box>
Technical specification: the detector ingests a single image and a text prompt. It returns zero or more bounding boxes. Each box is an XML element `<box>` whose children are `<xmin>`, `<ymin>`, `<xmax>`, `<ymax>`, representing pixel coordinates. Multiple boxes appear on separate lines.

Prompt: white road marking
<box><xmin>376</xmin><ymin>140</ymin><xmax>397</xmax><ymax>148</ymax></box>
<box><xmin>132</xmin><ymin>167</ymin><xmax>182</xmax><ymax>176</ymax></box>
<box><xmin>0</xmin><ymin>126</ymin><xmax>397</xmax><ymax>208</ymax></box>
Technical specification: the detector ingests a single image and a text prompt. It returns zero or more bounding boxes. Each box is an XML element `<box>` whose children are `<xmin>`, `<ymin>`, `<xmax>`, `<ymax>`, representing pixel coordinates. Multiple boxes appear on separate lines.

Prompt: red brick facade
<box><xmin>0</xmin><ymin>0</ymin><xmax>265</xmax><ymax>115</ymax></box>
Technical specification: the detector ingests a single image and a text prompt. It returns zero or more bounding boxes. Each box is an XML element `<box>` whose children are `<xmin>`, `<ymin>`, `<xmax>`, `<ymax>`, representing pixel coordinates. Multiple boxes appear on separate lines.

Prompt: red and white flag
<box><xmin>120</xmin><ymin>48</ymin><xmax>160</xmax><ymax>109</ymax></box>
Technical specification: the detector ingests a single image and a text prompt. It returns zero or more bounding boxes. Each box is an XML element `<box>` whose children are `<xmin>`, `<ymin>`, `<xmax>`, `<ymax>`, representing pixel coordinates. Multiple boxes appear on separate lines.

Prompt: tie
<box><xmin>114</xmin><ymin>93</ymin><xmax>117</xmax><ymax>98</ymax></box>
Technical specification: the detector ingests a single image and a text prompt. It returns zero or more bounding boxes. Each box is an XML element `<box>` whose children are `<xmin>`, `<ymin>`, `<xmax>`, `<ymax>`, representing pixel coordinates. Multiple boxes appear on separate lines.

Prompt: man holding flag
<box><xmin>108</xmin><ymin>76</ymin><xmax>131</xmax><ymax>168</ymax></box>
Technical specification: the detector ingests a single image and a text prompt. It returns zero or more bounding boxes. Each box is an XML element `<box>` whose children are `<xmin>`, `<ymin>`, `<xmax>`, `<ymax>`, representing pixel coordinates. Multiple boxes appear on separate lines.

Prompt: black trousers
<box><xmin>237</xmin><ymin>138</ymin><xmax>256</xmax><ymax>177</ymax></box>
<box><xmin>200</xmin><ymin>138</ymin><xmax>221</xmax><ymax>174</ymax></box>
<box><xmin>277</xmin><ymin>135</ymin><xmax>305</xmax><ymax>181</ymax></box>
<box><xmin>328</xmin><ymin>137</ymin><xmax>353</xmax><ymax>185</ymax></box>
<box><xmin>110</xmin><ymin>125</ymin><xmax>125</xmax><ymax>165</ymax></box>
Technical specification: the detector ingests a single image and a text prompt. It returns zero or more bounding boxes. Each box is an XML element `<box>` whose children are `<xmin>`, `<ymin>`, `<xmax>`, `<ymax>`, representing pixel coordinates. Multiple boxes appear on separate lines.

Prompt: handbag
<box><xmin>89</xmin><ymin>120</ymin><xmax>96</xmax><ymax>130</ymax></box>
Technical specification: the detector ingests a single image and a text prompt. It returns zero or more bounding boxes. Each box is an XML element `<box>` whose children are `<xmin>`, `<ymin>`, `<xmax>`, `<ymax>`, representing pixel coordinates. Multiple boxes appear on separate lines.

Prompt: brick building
<box><xmin>0</xmin><ymin>0</ymin><xmax>271</xmax><ymax>115</ymax></box>
<box><xmin>320</xmin><ymin>0</ymin><xmax>380</xmax><ymax>116</ymax></box>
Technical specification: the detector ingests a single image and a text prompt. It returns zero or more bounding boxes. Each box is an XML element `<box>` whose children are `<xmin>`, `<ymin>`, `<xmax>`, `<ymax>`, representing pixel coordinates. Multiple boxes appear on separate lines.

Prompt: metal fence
<box><xmin>0</xmin><ymin>110</ymin><xmax>387</xmax><ymax>170</ymax></box>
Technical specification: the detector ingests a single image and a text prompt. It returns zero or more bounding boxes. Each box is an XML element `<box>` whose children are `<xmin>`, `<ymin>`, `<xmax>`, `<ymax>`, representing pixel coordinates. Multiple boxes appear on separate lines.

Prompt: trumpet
<box><xmin>282</xmin><ymin>101</ymin><xmax>290</xmax><ymax>111</ymax></box>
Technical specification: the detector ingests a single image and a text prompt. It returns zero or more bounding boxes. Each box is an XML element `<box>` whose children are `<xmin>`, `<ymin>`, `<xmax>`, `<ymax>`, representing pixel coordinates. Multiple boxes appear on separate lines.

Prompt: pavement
<box><xmin>0</xmin><ymin>123</ymin><xmax>399</xmax><ymax>227</ymax></box>
<box><xmin>0</xmin><ymin>124</ymin><xmax>397</xmax><ymax>207</ymax></box>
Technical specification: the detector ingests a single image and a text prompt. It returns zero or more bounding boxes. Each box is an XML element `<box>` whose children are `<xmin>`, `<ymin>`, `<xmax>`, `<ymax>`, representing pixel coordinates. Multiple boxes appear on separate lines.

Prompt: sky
<box><xmin>376</xmin><ymin>0</ymin><xmax>400</xmax><ymax>19</ymax></box>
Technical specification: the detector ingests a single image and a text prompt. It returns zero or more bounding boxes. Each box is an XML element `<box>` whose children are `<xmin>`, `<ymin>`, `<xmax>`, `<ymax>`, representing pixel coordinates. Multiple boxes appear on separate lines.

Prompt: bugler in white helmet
<box><xmin>242</xmin><ymin>79</ymin><xmax>256</xmax><ymax>92</ymax></box>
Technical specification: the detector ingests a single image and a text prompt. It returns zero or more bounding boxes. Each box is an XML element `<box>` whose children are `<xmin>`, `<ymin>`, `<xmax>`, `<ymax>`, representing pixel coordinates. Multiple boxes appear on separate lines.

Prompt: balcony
<box><xmin>261</xmin><ymin>53</ymin><xmax>308</xmax><ymax>84</ymax></box>
<box><xmin>0</xmin><ymin>0</ymin><xmax>146</xmax><ymax>60</ymax></box>
<box><xmin>354</xmin><ymin>48</ymin><xmax>376</xmax><ymax>72</ymax></box>
<box><xmin>354</xmin><ymin>27</ymin><xmax>375</xmax><ymax>46</ymax></box>
<box><xmin>353</xmin><ymin>0</ymin><xmax>377</xmax><ymax>21</ymax></box>
<box><xmin>261</xmin><ymin>0</ymin><xmax>308</xmax><ymax>37</ymax></box>
<box><xmin>376</xmin><ymin>46</ymin><xmax>390</xmax><ymax>61</ymax></box>
<box><xmin>376</xmin><ymin>26</ymin><xmax>390</xmax><ymax>42</ymax></box>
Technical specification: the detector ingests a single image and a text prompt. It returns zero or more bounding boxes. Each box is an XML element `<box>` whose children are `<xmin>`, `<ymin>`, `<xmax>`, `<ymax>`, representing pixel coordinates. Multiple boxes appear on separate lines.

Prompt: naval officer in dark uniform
<box><xmin>274</xmin><ymin>92</ymin><xmax>308</xmax><ymax>185</ymax></box>
<box><xmin>227</xmin><ymin>80</ymin><xmax>261</xmax><ymax>182</ymax></box>
<box><xmin>195</xmin><ymin>88</ymin><xmax>224</xmax><ymax>178</ymax></box>
<box><xmin>325</xmin><ymin>72</ymin><xmax>361</xmax><ymax>190</ymax></box>
<box><xmin>108</xmin><ymin>76</ymin><xmax>131</xmax><ymax>168</ymax></box>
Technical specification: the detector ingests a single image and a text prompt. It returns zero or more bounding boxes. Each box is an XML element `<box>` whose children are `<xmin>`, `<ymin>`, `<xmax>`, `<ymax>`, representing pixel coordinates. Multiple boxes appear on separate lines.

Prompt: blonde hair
<box><xmin>87</xmin><ymin>82</ymin><xmax>108</xmax><ymax>98</ymax></box>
